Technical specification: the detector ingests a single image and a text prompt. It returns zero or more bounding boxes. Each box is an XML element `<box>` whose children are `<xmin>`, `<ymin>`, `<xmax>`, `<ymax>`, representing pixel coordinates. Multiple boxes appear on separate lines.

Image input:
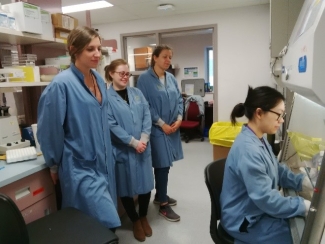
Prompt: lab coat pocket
<box><xmin>71</xmin><ymin>155</ymin><xmax>98</xmax><ymax>180</ymax></box>
<box><xmin>72</xmin><ymin>155</ymin><xmax>97</xmax><ymax>168</ymax></box>
<box><xmin>115</xmin><ymin>147</ymin><xmax>128</xmax><ymax>164</ymax></box>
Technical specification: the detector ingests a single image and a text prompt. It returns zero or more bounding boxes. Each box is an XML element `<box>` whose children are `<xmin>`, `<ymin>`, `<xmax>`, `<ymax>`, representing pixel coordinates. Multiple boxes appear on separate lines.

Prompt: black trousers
<box><xmin>120</xmin><ymin>191</ymin><xmax>151</xmax><ymax>222</ymax></box>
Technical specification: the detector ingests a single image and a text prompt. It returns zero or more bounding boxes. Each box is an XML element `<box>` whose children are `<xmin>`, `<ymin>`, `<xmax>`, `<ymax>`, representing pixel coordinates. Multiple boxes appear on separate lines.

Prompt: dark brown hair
<box><xmin>67</xmin><ymin>26</ymin><xmax>101</xmax><ymax>63</ymax></box>
<box><xmin>150</xmin><ymin>44</ymin><xmax>173</xmax><ymax>68</ymax></box>
<box><xmin>104</xmin><ymin>59</ymin><xmax>128</xmax><ymax>82</ymax></box>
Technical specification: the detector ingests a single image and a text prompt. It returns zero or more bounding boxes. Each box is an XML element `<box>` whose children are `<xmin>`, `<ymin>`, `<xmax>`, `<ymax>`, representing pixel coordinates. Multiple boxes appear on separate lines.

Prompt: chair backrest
<box><xmin>204</xmin><ymin>158</ymin><xmax>227</xmax><ymax>242</ymax></box>
<box><xmin>0</xmin><ymin>193</ymin><xmax>29</xmax><ymax>244</ymax></box>
<box><xmin>186</xmin><ymin>101</ymin><xmax>200</xmax><ymax>121</ymax></box>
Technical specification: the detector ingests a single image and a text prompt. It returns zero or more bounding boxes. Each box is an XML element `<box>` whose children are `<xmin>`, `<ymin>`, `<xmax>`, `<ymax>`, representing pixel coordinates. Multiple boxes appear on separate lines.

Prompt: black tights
<box><xmin>120</xmin><ymin>192</ymin><xmax>151</xmax><ymax>222</ymax></box>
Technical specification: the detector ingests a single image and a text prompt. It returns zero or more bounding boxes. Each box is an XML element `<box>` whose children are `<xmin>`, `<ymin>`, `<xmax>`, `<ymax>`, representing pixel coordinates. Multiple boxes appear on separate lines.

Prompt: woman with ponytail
<box><xmin>220</xmin><ymin>86</ymin><xmax>312</xmax><ymax>243</ymax></box>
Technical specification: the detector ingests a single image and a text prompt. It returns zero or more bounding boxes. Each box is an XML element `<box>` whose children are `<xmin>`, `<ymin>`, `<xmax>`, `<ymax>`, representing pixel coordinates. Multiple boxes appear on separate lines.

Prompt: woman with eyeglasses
<box><xmin>220</xmin><ymin>86</ymin><xmax>312</xmax><ymax>244</ymax></box>
<box><xmin>137</xmin><ymin>45</ymin><xmax>183</xmax><ymax>222</ymax></box>
<box><xmin>105</xmin><ymin>59</ymin><xmax>154</xmax><ymax>242</ymax></box>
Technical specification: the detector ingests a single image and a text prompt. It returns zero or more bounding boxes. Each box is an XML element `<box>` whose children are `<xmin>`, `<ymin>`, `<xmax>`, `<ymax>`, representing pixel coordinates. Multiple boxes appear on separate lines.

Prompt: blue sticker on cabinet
<box><xmin>298</xmin><ymin>55</ymin><xmax>307</xmax><ymax>73</ymax></box>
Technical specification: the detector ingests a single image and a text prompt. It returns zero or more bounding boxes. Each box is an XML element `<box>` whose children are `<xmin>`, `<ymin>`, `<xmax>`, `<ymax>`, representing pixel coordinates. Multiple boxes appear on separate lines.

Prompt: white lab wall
<box><xmin>162</xmin><ymin>34</ymin><xmax>213</xmax><ymax>102</ymax></box>
<box><xmin>94</xmin><ymin>4</ymin><xmax>274</xmax><ymax>121</ymax></box>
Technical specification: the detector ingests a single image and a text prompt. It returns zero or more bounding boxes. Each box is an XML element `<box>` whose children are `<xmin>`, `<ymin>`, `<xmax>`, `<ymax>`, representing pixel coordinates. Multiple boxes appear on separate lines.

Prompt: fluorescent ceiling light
<box><xmin>62</xmin><ymin>1</ymin><xmax>113</xmax><ymax>14</ymax></box>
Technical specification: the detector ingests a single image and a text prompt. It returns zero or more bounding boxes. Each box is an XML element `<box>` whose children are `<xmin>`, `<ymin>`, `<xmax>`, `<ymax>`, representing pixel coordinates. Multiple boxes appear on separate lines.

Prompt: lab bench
<box><xmin>0</xmin><ymin>156</ymin><xmax>57</xmax><ymax>224</ymax></box>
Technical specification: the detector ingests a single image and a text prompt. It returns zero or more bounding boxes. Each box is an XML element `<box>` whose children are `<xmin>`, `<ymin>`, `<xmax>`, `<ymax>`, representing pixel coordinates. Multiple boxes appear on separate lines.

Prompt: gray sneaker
<box><xmin>159</xmin><ymin>205</ymin><xmax>180</xmax><ymax>222</ymax></box>
<box><xmin>154</xmin><ymin>195</ymin><xmax>177</xmax><ymax>206</ymax></box>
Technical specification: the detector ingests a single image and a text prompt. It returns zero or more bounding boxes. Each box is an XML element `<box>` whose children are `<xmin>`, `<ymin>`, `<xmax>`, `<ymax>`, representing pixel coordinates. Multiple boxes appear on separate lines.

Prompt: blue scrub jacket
<box><xmin>37</xmin><ymin>64</ymin><xmax>120</xmax><ymax>228</ymax></box>
<box><xmin>107</xmin><ymin>86</ymin><xmax>154</xmax><ymax>197</ymax></box>
<box><xmin>220</xmin><ymin>125</ymin><xmax>306</xmax><ymax>244</ymax></box>
<box><xmin>137</xmin><ymin>68</ymin><xmax>184</xmax><ymax>168</ymax></box>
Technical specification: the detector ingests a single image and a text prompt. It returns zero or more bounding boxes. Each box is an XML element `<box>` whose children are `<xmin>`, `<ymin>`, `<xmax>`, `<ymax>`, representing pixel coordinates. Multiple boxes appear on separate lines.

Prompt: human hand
<box><xmin>171</xmin><ymin>120</ymin><xmax>182</xmax><ymax>133</ymax></box>
<box><xmin>161</xmin><ymin>124</ymin><xmax>173</xmax><ymax>135</ymax></box>
<box><xmin>136</xmin><ymin>141</ymin><xmax>147</xmax><ymax>153</ymax></box>
<box><xmin>304</xmin><ymin>199</ymin><xmax>311</xmax><ymax>218</ymax></box>
<box><xmin>50</xmin><ymin>172</ymin><xmax>59</xmax><ymax>185</ymax></box>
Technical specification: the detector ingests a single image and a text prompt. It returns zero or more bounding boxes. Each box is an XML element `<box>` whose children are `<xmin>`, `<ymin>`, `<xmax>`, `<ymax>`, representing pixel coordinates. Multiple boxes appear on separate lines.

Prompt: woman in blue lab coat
<box><xmin>37</xmin><ymin>26</ymin><xmax>120</xmax><ymax>230</ymax></box>
<box><xmin>137</xmin><ymin>45</ymin><xmax>183</xmax><ymax>222</ymax></box>
<box><xmin>105</xmin><ymin>59</ymin><xmax>154</xmax><ymax>242</ymax></box>
<box><xmin>220</xmin><ymin>86</ymin><xmax>312</xmax><ymax>244</ymax></box>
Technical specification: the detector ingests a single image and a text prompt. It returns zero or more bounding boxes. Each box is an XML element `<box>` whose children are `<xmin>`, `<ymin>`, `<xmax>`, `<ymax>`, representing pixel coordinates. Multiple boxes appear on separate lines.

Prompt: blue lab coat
<box><xmin>107</xmin><ymin>86</ymin><xmax>154</xmax><ymax>197</ymax></box>
<box><xmin>37</xmin><ymin>64</ymin><xmax>120</xmax><ymax>228</ymax></box>
<box><xmin>137</xmin><ymin>68</ymin><xmax>184</xmax><ymax>168</ymax></box>
<box><xmin>220</xmin><ymin>126</ymin><xmax>306</xmax><ymax>244</ymax></box>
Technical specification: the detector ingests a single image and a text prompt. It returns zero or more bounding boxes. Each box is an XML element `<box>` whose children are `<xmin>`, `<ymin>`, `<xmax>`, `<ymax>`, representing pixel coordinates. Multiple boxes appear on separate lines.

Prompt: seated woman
<box><xmin>220</xmin><ymin>86</ymin><xmax>311</xmax><ymax>244</ymax></box>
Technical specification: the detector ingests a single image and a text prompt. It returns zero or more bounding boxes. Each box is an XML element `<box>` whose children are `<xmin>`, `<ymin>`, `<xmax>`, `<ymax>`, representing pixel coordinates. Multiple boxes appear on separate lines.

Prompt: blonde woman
<box><xmin>105</xmin><ymin>59</ymin><xmax>154</xmax><ymax>242</ymax></box>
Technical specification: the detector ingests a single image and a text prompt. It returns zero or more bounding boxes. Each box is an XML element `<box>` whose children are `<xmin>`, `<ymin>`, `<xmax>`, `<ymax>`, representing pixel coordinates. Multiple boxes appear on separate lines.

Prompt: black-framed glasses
<box><xmin>115</xmin><ymin>71</ymin><xmax>132</xmax><ymax>78</ymax></box>
<box><xmin>268</xmin><ymin>110</ymin><xmax>286</xmax><ymax>121</ymax></box>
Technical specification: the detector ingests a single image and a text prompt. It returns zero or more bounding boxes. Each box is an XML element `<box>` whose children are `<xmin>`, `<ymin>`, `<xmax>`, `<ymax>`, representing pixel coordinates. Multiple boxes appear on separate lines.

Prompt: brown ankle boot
<box><xmin>133</xmin><ymin>219</ymin><xmax>146</xmax><ymax>242</ymax></box>
<box><xmin>140</xmin><ymin>216</ymin><xmax>152</xmax><ymax>237</ymax></box>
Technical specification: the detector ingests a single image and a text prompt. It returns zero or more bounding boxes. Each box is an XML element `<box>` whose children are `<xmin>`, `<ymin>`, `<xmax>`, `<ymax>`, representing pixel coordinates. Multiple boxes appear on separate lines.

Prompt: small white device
<box><xmin>0</xmin><ymin>116</ymin><xmax>30</xmax><ymax>154</ymax></box>
<box><xmin>6</xmin><ymin>146</ymin><xmax>37</xmax><ymax>163</ymax></box>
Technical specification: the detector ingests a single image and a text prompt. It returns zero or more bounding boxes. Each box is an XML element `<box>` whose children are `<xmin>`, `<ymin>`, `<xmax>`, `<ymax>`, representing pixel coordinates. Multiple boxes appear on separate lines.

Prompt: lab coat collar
<box><xmin>242</xmin><ymin>125</ymin><xmax>267</xmax><ymax>148</ymax></box>
<box><xmin>108</xmin><ymin>85</ymin><xmax>131</xmax><ymax>104</ymax></box>
<box><xmin>242</xmin><ymin>125</ymin><xmax>276</xmax><ymax>163</ymax></box>
<box><xmin>70</xmin><ymin>63</ymin><xmax>99</xmax><ymax>84</ymax></box>
<box><xmin>148</xmin><ymin>67</ymin><xmax>167</xmax><ymax>79</ymax></box>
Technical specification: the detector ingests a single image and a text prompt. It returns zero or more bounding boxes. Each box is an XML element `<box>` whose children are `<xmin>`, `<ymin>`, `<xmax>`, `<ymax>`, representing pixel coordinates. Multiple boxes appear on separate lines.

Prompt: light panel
<box><xmin>62</xmin><ymin>1</ymin><xmax>113</xmax><ymax>14</ymax></box>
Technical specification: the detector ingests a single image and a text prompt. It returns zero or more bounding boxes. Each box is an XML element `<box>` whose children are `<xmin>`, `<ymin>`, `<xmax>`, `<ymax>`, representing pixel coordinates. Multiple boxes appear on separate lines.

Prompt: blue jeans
<box><xmin>154</xmin><ymin>167</ymin><xmax>170</xmax><ymax>204</ymax></box>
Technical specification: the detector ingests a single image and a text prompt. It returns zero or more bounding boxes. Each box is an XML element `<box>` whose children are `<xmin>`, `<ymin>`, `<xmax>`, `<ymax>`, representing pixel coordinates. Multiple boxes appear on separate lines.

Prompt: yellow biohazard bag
<box><xmin>209</xmin><ymin>122</ymin><xmax>244</xmax><ymax>147</ymax></box>
<box><xmin>287</xmin><ymin>131</ymin><xmax>325</xmax><ymax>161</ymax></box>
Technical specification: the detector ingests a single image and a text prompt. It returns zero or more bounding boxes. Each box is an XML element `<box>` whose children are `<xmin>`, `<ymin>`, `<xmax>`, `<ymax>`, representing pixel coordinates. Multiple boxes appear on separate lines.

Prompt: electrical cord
<box><xmin>271</xmin><ymin>57</ymin><xmax>280</xmax><ymax>78</ymax></box>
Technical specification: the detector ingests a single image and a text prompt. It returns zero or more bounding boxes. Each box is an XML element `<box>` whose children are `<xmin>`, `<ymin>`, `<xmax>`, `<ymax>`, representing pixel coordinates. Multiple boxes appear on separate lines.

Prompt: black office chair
<box><xmin>0</xmin><ymin>193</ymin><xmax>119</xmax><ymax>244</ymax></box>
<box><xmin>204</xmin><ymin>158</ymin><xmax>235</xmax><ymax>244</ymax></box>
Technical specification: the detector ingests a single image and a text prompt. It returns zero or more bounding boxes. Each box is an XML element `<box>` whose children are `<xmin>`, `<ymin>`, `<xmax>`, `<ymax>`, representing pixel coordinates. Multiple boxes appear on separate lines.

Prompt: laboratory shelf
<box><xmin>0</xmin><ymin>27</ymin><xmax>66</xmax><ymax>49</ymax></box>
<box><xmin>0</xmin><ymin>82</ymin><xmax>50</xmax><ymax>88</ymax></box>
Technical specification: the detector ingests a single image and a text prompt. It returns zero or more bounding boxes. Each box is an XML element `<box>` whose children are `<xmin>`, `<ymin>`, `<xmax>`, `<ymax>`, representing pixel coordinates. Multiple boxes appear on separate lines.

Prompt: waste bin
<box><xmin>209</xmin><ymin>122</ymin><xmax>244</xmax><ymax>161</ymax></box>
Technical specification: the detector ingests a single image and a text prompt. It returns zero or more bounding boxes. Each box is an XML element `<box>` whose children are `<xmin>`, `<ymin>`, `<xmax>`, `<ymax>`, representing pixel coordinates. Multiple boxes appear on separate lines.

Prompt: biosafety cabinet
<box><xmin>274</xmin><ymin>0</ymin><xmax>325</xmax><ymax>243</ymax></box>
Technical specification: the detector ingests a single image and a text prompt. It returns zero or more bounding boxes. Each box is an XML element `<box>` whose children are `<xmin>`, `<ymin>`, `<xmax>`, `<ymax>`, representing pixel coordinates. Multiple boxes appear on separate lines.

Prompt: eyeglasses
<box><xmin>115</xmin><ymin>71</ymin><xmax>132</xmax><ymax>78</ymax></box>
<box><xmin>268</xmin><ymin>110</ymin><xmax>286</xmax><ymax>121</ymax></box>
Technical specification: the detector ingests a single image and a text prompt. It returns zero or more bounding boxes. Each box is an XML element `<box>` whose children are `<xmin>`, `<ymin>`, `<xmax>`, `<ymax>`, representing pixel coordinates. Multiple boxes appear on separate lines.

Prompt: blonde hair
<box><xmin>67</xmin><ymin>26</ymin><xmax>101</xmax><ymax>63</ymax></box>
<box><xmin>104</xmin><ymin>59</ymin><xmax>128</xmax><ymax>82</ymax></box>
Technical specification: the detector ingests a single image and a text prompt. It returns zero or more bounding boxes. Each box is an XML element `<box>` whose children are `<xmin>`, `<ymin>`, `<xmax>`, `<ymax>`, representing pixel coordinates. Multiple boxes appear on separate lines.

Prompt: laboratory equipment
<box><xmin>181</xmin><ymin>79</ymin><xmax>205</xmax><ymax>97</ymax></box>
<box><xmin>276</xmin><ymin>1</ymin><xmax>325</xmax><ymax>243</ymax></box>
<box><xmin>281</xmin><ymin>0</ymin><xmax>325</xmax><ymax>106</ymax></box>
<box><xmin>6</xmin><ymin>146</ymin><xmax>37</xmax><ymax>164</ymax></box>
<box><xmin>0</xmin><ymin>116</ymin><xmax>30</xmax><ymax>154</ymax></box>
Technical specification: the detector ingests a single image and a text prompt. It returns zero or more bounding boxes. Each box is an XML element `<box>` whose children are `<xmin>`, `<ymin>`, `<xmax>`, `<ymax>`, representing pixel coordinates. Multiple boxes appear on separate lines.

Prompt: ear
<box><xmin>255</xmin><ymin>108</ymin><xmax>264</xmax><ymax>119</ymax></box>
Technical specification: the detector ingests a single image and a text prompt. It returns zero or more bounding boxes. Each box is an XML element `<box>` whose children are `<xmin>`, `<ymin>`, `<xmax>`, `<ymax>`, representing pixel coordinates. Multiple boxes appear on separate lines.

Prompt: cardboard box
<box><xmin>213</xmin><ymin>145</ymin><xmax>230</xmax><ymax>161</ymax></box>
<box><xmin>41</xmin><ymin>9</ymin><xmax>53</xmax><ymax>38</ymax></box>
<box><xmin>2</xmin><ymin>2</ymin><xmax>42</xmax><ymax>34</ymax></box>
<box><xmin>51</xmin><ymin>13</ymin><xmax>78</xmax><ymax>31</ymax></box>
<box><xmin>54</xmin><ymin>28</ymin><xmax>70</xmax><ymax>41</ymax></box>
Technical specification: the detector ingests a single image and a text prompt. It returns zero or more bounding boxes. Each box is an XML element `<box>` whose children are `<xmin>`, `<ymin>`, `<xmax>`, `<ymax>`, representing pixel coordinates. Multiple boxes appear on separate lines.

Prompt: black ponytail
<box><xmin>230</xmin><ymin>86</ymin><xmax>285</xmax><ymax>126</ymax></box>
<box><xmin>230</xmin><ymin>103</ymin><xmax>245</xmax><ymax>125</ymax></box>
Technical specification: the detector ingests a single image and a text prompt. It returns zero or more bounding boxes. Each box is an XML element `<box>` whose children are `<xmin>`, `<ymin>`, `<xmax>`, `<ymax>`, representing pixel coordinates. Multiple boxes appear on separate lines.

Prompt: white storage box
<box><xmin>41</xmin><ymin>9</ymin><xmax>53</xmax><ymax>38</ymax></box>
<box><xmin>45</xmin><ymin>57</ymin><xmax>70</xmax><ymax>70</ymax></box>
<box><xmin>2</xmin><ymin>2</ymin><xmax>42</xmax><ymax>34</ymax></box>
